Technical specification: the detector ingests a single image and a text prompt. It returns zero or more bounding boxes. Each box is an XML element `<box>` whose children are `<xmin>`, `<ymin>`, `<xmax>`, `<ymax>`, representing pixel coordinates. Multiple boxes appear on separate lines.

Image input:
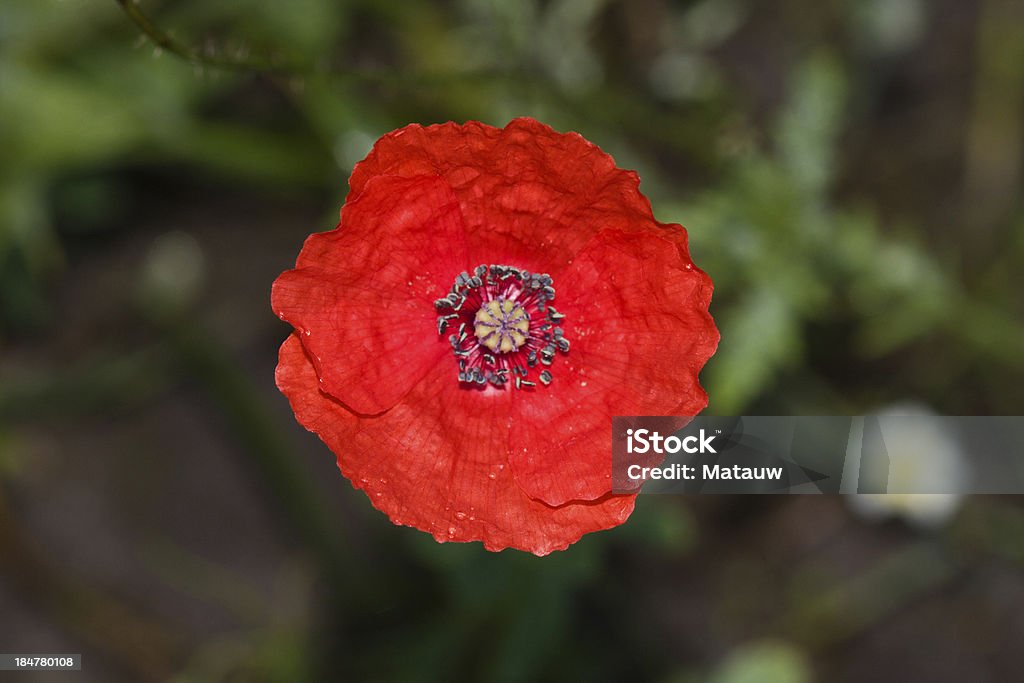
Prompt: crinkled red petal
<box><xmin>276</xmin><ymin>334</ymin><xmax>636</xmax><ymax>555</ymax></box>
<box><xmin>508</xmin><ymin>229</ymin><xmax>719</xmax><ymax>506</ymax></box>
<box><xmin>271</xmin><ymin>175</ymin><xmax>468</xmax><ymax>415</ymax></box>
<box><xmin>349</xmin><ymin>118</ymin><xmax>688</xmax><ymax>277</ymax></box>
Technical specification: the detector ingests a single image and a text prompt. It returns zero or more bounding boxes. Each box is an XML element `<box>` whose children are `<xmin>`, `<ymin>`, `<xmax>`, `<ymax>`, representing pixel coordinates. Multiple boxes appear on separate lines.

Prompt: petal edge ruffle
<box><xmin>508</xmin><ymin>229</ymin><xmax>719</xmax><ymax>506</ymax></box>
<box><xmin>272</xmin><ymin>174</ymin><xmax>469</xmax><ymax>414</ymax></box>
<box><xmin>275</xmin><ymin>334</ymin><xmax>637</xmax><ymax>555</ymax></box>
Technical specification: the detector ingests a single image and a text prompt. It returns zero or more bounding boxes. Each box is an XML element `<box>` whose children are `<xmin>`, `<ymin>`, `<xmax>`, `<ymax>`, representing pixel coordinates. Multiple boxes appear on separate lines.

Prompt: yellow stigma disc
<box><xmin>474</xmin><ymin>298</ymin><xmax>530</xmax><ymax>353</ymax></box>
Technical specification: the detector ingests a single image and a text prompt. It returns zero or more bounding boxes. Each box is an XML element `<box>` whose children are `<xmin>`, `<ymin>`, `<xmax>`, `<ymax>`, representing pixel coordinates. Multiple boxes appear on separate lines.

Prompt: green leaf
<box><xmin>775</xmin><ymin>53</ymin><xmax>846</xmax><ymax>200</ymax></box>
<box><xmin>711</xmin><ymin>640</ymin><xmax>811</xmax><ymax>683</ymax></box>
<box><xmin>705</xmin><ymin>287</ymin><xmax>800</xmax><ymax>413</ymax></box>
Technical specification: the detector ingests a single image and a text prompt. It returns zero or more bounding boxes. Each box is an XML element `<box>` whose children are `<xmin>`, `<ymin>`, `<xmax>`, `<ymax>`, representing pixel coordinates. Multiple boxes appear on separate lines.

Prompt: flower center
<box><xmin>435</xmin><ymin>265</ymin><xmax>570</xmax><ymax>390</ymax></box>
<box><xmin>474</xmin><ymin>298</ymin><xmax>529</xmax><ymax>353</ymax></box>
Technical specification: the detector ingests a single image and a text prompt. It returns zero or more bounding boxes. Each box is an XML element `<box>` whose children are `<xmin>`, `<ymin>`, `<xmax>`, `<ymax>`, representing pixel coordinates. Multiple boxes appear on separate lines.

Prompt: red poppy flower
<box><xmin>272</xmin><ymin>118</ymin><xmax>718</xmax><ymax>555</ymax></box>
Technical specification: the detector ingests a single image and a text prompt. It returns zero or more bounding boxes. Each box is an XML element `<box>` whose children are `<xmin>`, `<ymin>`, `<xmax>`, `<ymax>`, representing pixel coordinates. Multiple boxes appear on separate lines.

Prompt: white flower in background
<box><xmin>853</xmin><ymin>0</ymin><xmax>926</xmax><ymax>56</ymax></box>
<box><xmin>846</xmin><ymin>403</ymin><xmax>969</xmax><ymax>528</ymax></box>
<box><xmin>140</xmin><ymin>230</ymin><xmax>206</xmax><ymax>313</ymax></box>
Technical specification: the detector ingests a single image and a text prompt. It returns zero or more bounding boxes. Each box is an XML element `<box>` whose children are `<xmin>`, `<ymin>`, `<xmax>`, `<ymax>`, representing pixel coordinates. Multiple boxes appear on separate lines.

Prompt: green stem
<box><xmin>112</xmin><ymin>0</ymin><xmax>525</xmax><ymax>86</ymax></box>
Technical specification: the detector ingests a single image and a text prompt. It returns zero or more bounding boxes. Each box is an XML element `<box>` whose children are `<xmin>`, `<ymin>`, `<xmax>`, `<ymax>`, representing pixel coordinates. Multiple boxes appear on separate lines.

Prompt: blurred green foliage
<box><xmin>708</xmin><ymin>640</ymin><xmax>811</xmax><ymax>683</ymax></box>
<box><xmin>3</xmin><ymin>0</ymin><xmax>1020</xmax><ymax>412</ymax></box>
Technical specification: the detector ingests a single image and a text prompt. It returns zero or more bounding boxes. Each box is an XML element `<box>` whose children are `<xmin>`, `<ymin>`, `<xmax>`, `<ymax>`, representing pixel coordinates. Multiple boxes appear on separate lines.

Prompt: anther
<box><xmin>539</xmin><ymin>346</ymin><xmax>555</xmax><ymax>365</ymax></box>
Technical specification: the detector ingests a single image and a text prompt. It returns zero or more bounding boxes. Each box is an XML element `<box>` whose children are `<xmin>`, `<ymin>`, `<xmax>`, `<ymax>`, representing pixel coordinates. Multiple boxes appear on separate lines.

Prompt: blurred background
<box><xmin>2</xmin><ymin>0</ymin><xmax>1023</xmax><ymax>680</ymax></box>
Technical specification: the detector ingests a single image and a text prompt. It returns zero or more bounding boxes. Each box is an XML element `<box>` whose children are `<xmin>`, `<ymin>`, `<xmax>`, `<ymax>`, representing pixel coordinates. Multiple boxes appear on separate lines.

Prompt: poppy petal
<box><xmin>349</xmin><ymin>119</ymin><xmax>677</xmax><ymax>277</ymax></box>
<box><xmin>276</xmin><ymin>334</ymin><xmax>636</xmax><ymax>555</ymax></box>
<box><xmin>508</xmin><ymin>229</ymin><xmax>719</xmax><ymax>506</ymax></box>
<box><xmin>271</xmin><ymin>175</ymin><xmax>469</xmax><ymax>414</ymax></box>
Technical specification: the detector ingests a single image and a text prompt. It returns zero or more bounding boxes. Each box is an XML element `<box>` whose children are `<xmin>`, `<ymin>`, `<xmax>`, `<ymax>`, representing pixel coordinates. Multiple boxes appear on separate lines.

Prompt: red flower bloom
<box><xmin>272</xmin><ymin>118</ymin><xmax>718</xmax><ymax>555</ymax></box>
